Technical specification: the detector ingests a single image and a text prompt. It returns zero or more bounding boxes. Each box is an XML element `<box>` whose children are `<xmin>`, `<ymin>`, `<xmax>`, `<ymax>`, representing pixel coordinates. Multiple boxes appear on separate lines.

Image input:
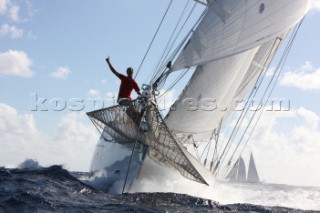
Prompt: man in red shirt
<box><xmin>106</xmin><ymin>57</ymin><xmax>141</xmax><ymax>105</ymax></box>
<box><xmin>106</xmin><ymin>57</ymin><xmax>142</xmax><ymax>124</ymax></box>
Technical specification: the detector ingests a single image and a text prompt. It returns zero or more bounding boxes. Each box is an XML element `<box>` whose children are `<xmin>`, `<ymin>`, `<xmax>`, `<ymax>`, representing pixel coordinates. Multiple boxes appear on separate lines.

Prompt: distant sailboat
<box><xmin>226</xmin><ymin>156</ymin><xmax>247</xmax><ymax>182</ymax></box>
<box><xmin>226</xmin><ymin>153</ymin><xmax>260</xmax><ymax>183</ymax></box>
<box><xmin>247</xmin><ymin>153</ymin><xmax>260</xmax><ymax>183</ymax></box>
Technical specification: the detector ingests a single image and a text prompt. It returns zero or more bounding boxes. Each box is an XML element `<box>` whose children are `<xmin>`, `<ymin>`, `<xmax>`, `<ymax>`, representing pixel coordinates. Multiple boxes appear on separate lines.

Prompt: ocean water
<box><xmin>1</xmin><ymin>161</ymin><xmax>319</xmax><ymax>212</ymax></box>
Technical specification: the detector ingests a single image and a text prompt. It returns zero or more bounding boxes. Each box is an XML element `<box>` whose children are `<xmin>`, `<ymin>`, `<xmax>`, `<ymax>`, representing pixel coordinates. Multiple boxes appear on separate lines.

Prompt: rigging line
<box><xmin>153</xmin><ymin>1</ymin><xmax>200</xmax><ymax>79</ymax></box>
<box><xmin>122</xmin><ymin>110</ymin><xmax>147</xmax><ymax>194</ymax></box>
<box><xmin>151</xmin><ymin>0</ymin><xmax>192</xmax><ymax>79</ymax></box>
<box><xmin>218</xmin><ymin>45</ymin><xmax>278</xmax><ymax>171</ymax></box>
<box><xmin>202</xmin><ymin>129</ymin><xmax>216</xmax><ymax>159</ymax></box>
<box><xmin>216</xmin><ymin>40</ymin><xmax>285</xmax><ymax>176</ymax></box>
<box><xmin>201</xmin><ymin>130</ymin><xmax>215</xmax><ymax>165</ymax></box>
<box><xmin>193</xmin><ymin>141</ymin><xmax>200</xmax><ymax>160</ymax></box>
<box><xmin>134</xmin><ymin>0</ymin><xmax>173</xmax><ymax>79</ymax></box>
<box><xmin>88</xmin><ymin>117</ymin><xmax>108</xmax><ymax>142</ymax></box>
<box><xmin>219</xmin><ymin>45</ymin><xmax>280</xmax><ymax>173</ymax></box>
<box><xmin>236</xmin><ymin>20</ymin><xmax>304</xmax><ymax>158</ymax></box>
<box><xmin>224</xmin><ymin>39</ymin><xmax>282</xmax><ymax>147</ymax></box>
<box><xmin>151</xmin><ymin>4</ymin><xmax>208</xmax><ymax>84</ymax></box>
<box><xmin>214</xmin><ymin>40</ymin><xmax>280</xmax><ymax>172</ymax></box>
<box><xmin>222</xmin><ymin>23</ymin><xmax>302</xmax><ymax>177</ymax></box>
<box><xmin>199</xmin><ymin>139</ymin><xmax>210</xmax><ymax>160</ymax></box>
<box><xmin>210</xmin><ymin>119</ymin><xmax>222</xmax><ymax>167</ymax></box>
<box><xmin>158</xmin><ymin>68</ymin><xmax>190</xmax><ymax>100</ymax></box>
<box><xmin>151</xmin><ymin>32</ymin><xmax>191</xmax><ymax>85</ymax></box>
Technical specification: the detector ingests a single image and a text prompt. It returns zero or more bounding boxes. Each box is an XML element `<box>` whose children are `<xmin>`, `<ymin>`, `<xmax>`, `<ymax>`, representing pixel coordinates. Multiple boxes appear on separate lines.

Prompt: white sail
<box><xmin>172</xmin><ymin>0</ymin><xmax>311</xmax><ymax>70</ymax></box>
<box><xmin>164</xmin><ymin>0</ymin><xmax>311</xmax><ymax>140</ymax></box>
<box><xmin>237</xmin><ymin>157</ymin><xmax>246</xmax><ymax>182</ymax></box>
<box><xmin>226</xmin><ymin>156</ymin><xmax>246</xmax><ymax>182</ymax></box>
<box><xmin>247</xmin><ymin>152</ymin><xmax>260</xmax><ymax>183</ymax></box>
<box><xmin>165</xmin><ymin>37</ymin><xmax>282</xmax><ymax>140</ymax></box>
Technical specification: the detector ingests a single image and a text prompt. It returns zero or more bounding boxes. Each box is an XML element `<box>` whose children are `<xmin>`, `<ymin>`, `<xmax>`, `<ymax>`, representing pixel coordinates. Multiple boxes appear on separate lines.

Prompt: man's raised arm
<box><xmin>106</xmin><ymin>57</ymin><xmax>120</xmax><ymax>78</ymax></box>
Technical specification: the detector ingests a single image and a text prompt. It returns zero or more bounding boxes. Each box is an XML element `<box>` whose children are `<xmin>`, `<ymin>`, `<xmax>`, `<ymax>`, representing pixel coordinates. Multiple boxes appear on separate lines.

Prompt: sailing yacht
<box><xmin>87</xmin><ymin>0</ymin><xmax>311</xmax><ymax>193</ymax></box>
<box><xmin>226</xmin><ymin>153</ymin><xmax>260</xmax><ymax>183</ymax></box>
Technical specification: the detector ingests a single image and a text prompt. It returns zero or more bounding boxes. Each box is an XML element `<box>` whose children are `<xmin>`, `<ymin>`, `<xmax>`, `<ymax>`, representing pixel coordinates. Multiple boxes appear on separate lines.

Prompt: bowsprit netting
<box><xmin>87</xmin><ymin>98</ymin><xmax>208</xmax><ymax>185</ymax></box>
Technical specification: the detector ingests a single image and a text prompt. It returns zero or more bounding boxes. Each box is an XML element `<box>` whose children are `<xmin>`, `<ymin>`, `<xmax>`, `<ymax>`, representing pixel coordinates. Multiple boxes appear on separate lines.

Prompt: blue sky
<box><xmin>0</xmin><ymin>0</ymin><xmax>320</xmax><ymax>187</ymax></box>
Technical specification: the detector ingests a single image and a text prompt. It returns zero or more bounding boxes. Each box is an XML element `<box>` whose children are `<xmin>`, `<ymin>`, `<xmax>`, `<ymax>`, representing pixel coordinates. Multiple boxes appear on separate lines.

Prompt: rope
<box><xmin>134</xmin><ymin>0</ymin><xmax>173</xmax><ymax>79</ymax></box>
<box><xmin>122</xmin><ymin>110</ymin><xmax>146</xmax><ymax>194</ymax></box>
<box><xmin>89</xmin><ymin>117</ymin><xmax>108</xmax><ymax>141</ymax></box>
<box><xmin>150</xmin><ymin>3</ymin><xmax>208</xmax><ymax>87</ymax></box>
<box><xmin>151</xmin><ymin>1</ymin><xmax>200</xmax><ymax>82</ymax></box>
<box><xmin>214</xmin><ymin>37</ymin><xmax>281</xmax><ymax>174</ymax></box>
<box><xmin>221</xmin><ymin>21</ymin><xmax>304</xmax><ymax>178</ymax></box>
<box><xmin>235</xmin><ymin>20</ymin><xmax>303</xmax><ymax>160</ymax></box>
<box><xmin>152</xmin><ymin>0</ymin><xmax>192</xmax><ymax>77</ymax></box>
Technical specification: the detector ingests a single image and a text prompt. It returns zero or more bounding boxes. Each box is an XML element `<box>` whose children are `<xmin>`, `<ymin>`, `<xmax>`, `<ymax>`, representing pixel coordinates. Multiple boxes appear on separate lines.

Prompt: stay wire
<box><xmin>151</xmin><ymin>0</ymin><xmax>192</xmax><ymax>79</ymax></box>
<box><xmin>214</xmin><ymin>37</ymin><xmax>282</xmax><ymax>175</ymax></box>
<box><xmin>221</xmin><ymin>22</ymin><xmax>302</xmax><ymax>178</ymax></box>
<box><xmin>235</xmin><ymin>20</ymin><xmax>304</xmax><ymax>161</ymax></box>
<box><xmin>158</xmin><ymin>68</ymin><xmax>190</xmax><ymax>99</ymax></box>
<box><xmin>151</xmin><ymin>4</ymin><xmax>208</xmax><ymax>85</ymax></box>
<box><xmin>134</xmin><ymin>0</ymin><xmax>173</xmax><ymax>79</ymax></box>
<box><xmin>152</xmin><ymin>1</ymin><xmax>200</xmax><ymax>81</ymax></box>
<box><xmin>122</xmin><ymin>110</ymin><xmax>147</xmax><ymax>194</ymax></box>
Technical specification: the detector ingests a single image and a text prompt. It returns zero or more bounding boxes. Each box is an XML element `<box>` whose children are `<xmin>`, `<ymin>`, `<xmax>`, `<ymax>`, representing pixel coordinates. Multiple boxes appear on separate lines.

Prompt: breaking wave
<box><xmin>0</xmin><ymin>159</ymin><xmax>319</xmax><ymax>212</ymax></box>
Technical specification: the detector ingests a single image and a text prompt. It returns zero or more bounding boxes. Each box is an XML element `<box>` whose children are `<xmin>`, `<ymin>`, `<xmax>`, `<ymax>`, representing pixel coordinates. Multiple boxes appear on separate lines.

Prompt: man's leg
<box><xmin>118</xmin><ymin>98</ymin><xmax>141</xmax><ymax>125</ymax></box>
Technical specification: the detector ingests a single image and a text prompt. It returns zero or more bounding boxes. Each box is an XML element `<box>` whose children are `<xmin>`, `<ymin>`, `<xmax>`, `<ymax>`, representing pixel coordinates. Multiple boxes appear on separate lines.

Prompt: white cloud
<box><xmin>0</xmin><ymin>24</ymin><xmax>23</xmax><ymax>38</ymax></box>
<box><xmin>50</xmin><ymin>66</ymin><xmax>71</xmax><ymax>79</ymax></box>
<box><xmin>0</xmin><ymin>50</ymin><xmax>33</xmax><ymax>77</ymax></box>
<box><xmin>0</xmin><ymin>103</ymin><xmax>98</xmax><ymax>171</ymax></box>
<box><xmin>265</xmin><ymin>67</ymin><xmax>275</xmax><ymax>77</ymax></box>
<box><xmin>158</xmin><ymin>89</ymin><xmax>176</xmax><ymax>113</ymax></box>
<box><xmin>106</xmin><ymin>92</ymin><xmax>116</xmax><ymax>98</ymax></box>
<box><xmin>0</xmin><ymin>0</ymin><xmax>10</xmax><ymax>14</ymax></box>
<box><xmin>0</xmin><ymin>0</ymin><xmax>20</xmax><ymax>21</ymax></box>
<box><xmin>0</xmin><ymin>103</ymin><xmax>45</xmax><ymax>165</ymax></box>
<box><xmin>0</xmin><ymin>103</ymin><xmax>38</xmax><ymax>137</ymax></box>
<box><xmin>87</xmin><ymin>89</ymin><xmax>100</xmax><ymax>97</ymax></box>
<box><xmin>311</xmin><ymin>0</ymin><xmax>320</xmax><ymax>12</ymax></box>
<box><xmin>247</xmin><ymin>107</ymin><xmax>320</xmax><ymax>187</ymax></box>
<box><xmin>280</xmin><ymin>61</ymin><xmax>320</xmax><ymax>90</ymax></box>
<box><xmin>9</xmin><ymin>4</ymin><xmax>19</xmax><ymax>21</ymax></box>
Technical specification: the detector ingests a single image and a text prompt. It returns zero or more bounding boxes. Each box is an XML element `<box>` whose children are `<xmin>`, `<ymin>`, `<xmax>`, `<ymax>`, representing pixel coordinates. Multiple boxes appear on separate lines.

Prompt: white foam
<box><xmin>18</xmin><ymin>159</ymin><xmax>41</xmax><ymax>170</ymax></box>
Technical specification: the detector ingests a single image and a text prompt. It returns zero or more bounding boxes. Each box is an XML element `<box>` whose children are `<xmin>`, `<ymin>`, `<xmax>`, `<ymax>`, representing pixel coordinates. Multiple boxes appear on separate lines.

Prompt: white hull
<box><xmin>90</xmin><ymin>137</ymin><xmax>216</xmax><ymax>194</ymax></box>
